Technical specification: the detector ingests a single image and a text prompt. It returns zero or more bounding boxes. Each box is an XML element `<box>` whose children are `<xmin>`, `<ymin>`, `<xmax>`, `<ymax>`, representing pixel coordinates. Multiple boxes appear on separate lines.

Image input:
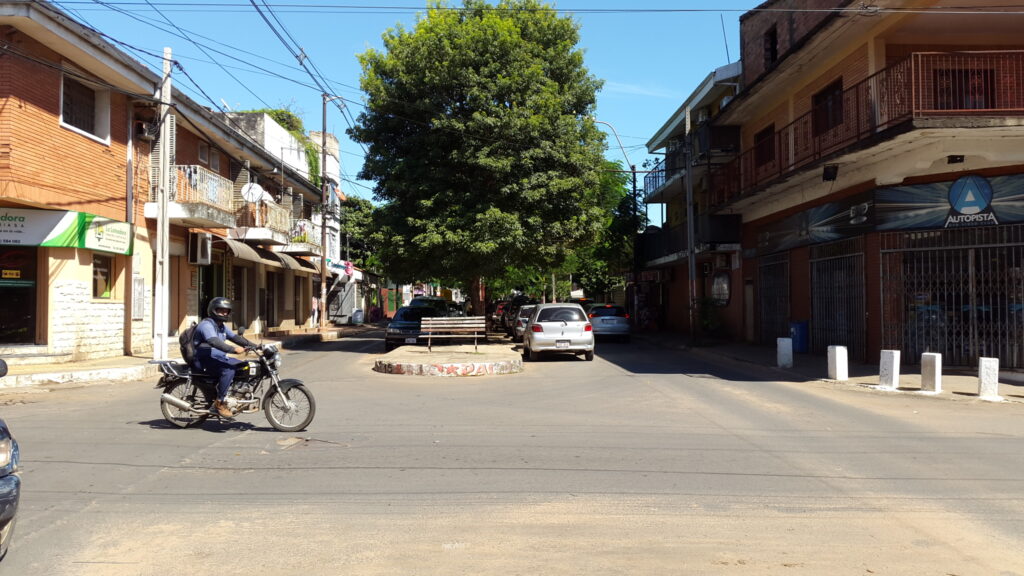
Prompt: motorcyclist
<box><xmin>193</xmin><ymin>297</ymin><xmax>257</xmax><ymax>418</ymax></box>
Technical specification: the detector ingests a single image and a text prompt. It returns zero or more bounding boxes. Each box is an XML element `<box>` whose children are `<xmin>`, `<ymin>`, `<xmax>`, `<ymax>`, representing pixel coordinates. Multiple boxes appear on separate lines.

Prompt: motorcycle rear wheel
<box><xmin>264</xmin><ymin>384</ymin><xmax>316</xmax><ymax>432</ymax></box>
<box><xmin>161</xmin><ymin>380</ymin><xmax>211</xmax><ymax>428</ymax></box>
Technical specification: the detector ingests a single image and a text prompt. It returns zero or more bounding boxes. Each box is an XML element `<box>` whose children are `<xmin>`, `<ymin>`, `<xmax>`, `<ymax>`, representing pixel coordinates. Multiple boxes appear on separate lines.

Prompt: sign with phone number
<box><xmin>0</xmin><ymin>208</ymin><xmax>132</xmax><ymax>255</ymax></box>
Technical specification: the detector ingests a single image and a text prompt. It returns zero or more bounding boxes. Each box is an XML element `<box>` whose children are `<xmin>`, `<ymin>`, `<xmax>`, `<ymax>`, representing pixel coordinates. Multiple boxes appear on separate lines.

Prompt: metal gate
<box><xmin>881</xmin><ymin>226</ymin><xmax>1024</xmax><ymax>368</ymax></box>
<box><xmin>758</xmin><ymin>252</ymin><xmax>790</xmax><ymax>344</ymax></box>
<box><xmin>810</xmin><ymin>238</ymin><xmax>865</xmax><ymax>361</ymax></box>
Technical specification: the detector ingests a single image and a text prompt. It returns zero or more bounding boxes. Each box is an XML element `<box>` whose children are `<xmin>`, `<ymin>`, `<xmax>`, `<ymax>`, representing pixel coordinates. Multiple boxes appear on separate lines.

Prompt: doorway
<box><xmin>0</xmin><ymin>246</ymin><xmax>37</xmax><ymax>344</ymax></box>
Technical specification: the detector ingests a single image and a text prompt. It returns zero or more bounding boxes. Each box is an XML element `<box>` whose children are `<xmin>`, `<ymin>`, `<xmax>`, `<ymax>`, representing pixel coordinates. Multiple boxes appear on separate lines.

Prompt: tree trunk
<box><xmin>469</xmin><ymin>276</ymin><xmax>485</xmax><ymax>318</ymax></box>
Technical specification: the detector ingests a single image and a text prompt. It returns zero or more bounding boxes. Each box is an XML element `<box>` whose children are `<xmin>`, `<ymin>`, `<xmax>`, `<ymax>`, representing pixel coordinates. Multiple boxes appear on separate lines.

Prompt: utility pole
<box><xmin>153</xmin><ymin>47</ymin><xmax>172</xmax><ymax>360</ymax></box>
<box><xmin>684</xmin><ymin>135</ymin><xmax>698</xmax><ymax>345</ymax></box>
<box><xmin>319</xmin><ymin>94</ymin><xmax>329</xmax><ymax>330</ymax></box>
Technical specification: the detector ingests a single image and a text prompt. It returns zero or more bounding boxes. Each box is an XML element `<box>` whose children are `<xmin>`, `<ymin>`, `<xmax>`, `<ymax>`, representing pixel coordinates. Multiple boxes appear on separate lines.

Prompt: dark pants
<box><xmin>194</xmin><ymin>349</ymin><xmax>244</xmax><ymax>401</ymax></box>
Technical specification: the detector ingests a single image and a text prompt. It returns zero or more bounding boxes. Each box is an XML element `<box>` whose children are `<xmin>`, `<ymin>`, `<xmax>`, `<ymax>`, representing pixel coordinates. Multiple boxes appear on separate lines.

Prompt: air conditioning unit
<box><xmin>187</xmin><ymin>232</ymin><xmax>212</xmax><ymax>266</ymax></box>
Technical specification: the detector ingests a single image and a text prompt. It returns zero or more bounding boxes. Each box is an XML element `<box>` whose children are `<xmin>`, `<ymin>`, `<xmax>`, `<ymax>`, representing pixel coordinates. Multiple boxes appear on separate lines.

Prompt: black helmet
<box><xmin>207</xmin><ymin>297</ymin><xmax>233</xmax><ymax>322</ymax></box>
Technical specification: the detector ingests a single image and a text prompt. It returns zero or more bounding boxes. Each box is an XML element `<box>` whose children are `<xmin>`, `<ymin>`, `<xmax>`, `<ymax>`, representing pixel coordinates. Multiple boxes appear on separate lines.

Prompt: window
<box><xmin>934</xmin><ymin>69</ymin><xmax>995</xmax><ymax>110</ymax></box>
<box><xmin>61</xmin><ymin>75</ymin><xmax>110</xmax><ymax>142</ymax></box>
<box><xmin>93</xmin><ymin>254</ymin><xmax>113</xmax><ymax>299</ymax></box>
<box><xmin>210</xmin><ymin>150</ymin><xmax>221</xmax><ymax>172</ymax></box>
<box><xmin>198</xmin><ymin>141</ymin><xmax>210</xmax><ymax>164</ymax></box>
<box><xmin>763</xmin><ymin>26</ymin><xmax>779</xmax><ymax>69</ymax></box>
<box><xmin>812</xmin><ymin>79</ymin><xmax>845</xmax><ymax>136</ymax></box>
<box><xmin>754</xmin><ymin>125</ymin><xmax>775</xmax><ymax>167</ymax></box>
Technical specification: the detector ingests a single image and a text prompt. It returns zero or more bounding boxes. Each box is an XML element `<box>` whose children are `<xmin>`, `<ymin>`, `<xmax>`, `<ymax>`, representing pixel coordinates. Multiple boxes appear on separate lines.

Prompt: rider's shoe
<box><xmin>213</xmin><ymin>400</ymin><xmax>233</xmax><ymax>418</ymax></box>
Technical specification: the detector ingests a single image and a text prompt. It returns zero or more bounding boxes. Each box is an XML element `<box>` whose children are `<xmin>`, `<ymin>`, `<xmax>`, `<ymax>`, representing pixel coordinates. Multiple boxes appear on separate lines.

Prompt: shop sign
<box><xmin>876</xmin><ymin>174</ymin><xmax>1024</xmax><ymax>231</ymax></box>
<box><xmin>0</xmin><ymin>208</ymin><xmax>132</xmax><ymax>254</ymax></box>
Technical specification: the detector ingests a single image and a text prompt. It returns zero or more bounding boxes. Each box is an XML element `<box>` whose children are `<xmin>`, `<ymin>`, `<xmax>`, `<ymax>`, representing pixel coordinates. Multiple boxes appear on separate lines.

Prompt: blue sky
<box><xmin>59</xmin><ymin>0</ymin><xmax>756</xmax><ymax>216</ymax></box>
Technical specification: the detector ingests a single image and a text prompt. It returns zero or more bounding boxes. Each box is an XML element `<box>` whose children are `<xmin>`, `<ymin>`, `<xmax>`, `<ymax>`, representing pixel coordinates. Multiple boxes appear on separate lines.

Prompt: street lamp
<box><xmin>320</xmin><ymin>93</ymin><xmax>345</xmax><ymax>330</ymax></box>
<box><xmin>592</xmin><ymin>118</ymin><xmax>640</xmax><ymax>319</ymax></box>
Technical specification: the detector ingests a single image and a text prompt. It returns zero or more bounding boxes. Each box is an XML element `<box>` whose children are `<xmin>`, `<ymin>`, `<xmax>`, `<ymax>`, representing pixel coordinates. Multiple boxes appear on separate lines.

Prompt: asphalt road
<box><xmin>2</xmin><ymin>331</ymin><xmax>1023</xmax><ymax>575</ymax></box>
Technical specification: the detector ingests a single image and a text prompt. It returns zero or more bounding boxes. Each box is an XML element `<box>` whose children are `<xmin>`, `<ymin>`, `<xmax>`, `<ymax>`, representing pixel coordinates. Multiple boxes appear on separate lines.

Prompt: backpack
<box><xmin>179</xmin><ymin>321</ymin><xmax>200</xmax><ymax>364</ymax></box>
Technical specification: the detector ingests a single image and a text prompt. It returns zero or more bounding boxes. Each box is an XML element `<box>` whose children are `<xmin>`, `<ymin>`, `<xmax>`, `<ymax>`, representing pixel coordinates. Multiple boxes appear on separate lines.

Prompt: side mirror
<box><xmin>0</xmin><ymin>359</ymin><xmax>7</xmax><ymax>378</ymax></box>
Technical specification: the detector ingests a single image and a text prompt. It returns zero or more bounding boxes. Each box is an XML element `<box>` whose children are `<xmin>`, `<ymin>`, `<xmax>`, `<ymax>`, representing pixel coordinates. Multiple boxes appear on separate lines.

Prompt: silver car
<box><xmin>587</xmin><ymin>304</ymin><xmax>631</xmax><ymax>342</ymax></box>
<box><xmin>522</xmin><ymin>303</ymin><xmax>594</xmax><ymax>361</ymax></box>
<box><xmin>512</xmin><ymin>304</ymin><xmax>536</xmax><ymax>343</ymax></box>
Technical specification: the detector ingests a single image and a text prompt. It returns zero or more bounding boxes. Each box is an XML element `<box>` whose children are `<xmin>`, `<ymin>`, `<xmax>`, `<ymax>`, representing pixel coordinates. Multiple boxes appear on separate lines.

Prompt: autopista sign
<box><xmin>0</xmin><ymin>208</ymin><xmax>132</xmax><ymax>255</ymax></box>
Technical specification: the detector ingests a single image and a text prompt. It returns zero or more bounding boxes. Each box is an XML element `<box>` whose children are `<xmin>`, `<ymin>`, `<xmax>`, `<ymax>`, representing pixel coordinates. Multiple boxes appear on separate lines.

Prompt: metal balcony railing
<box><xmin>643</xmin><ymin>146</ymin><xmax>689</xmax><ymax>200</ymax></box>
<box><xmin>168</xmin><ymin>165</ymin><xmax>235</xmax><ymax>210</ymax></box>
<box><xmin>236</xmin><ymin>200</ymin><xmax>291</xmax><ymax>234</ymax></box>
<box><xmin>709</xmin><ymin>51</ymin><xmax>1024</xmax><ymax>209</ymax></box>
<box><xmin>289</xmin><ymin>218</ymin><xmax>322</xmax><ymax>247</ymax></box>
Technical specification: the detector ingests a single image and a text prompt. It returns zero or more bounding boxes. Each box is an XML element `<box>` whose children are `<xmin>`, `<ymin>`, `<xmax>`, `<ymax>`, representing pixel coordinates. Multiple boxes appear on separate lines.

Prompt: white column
<box><xmin>828</xmin><ymin>345</ymin><xmax>848</xmax><ymax>381</ymax></box>
<box><xmin>978</xmin><ymin>357</ymin><xmax>1002</xmax><ymax>401</ymax></box>
<box><xmin>777</xmin><ymin>337</ymin><xmax>793</xmax><ymax>369</ymax></box>
<box><xmin>920</xmin><ymin>352</ymin><xmax>942</xmax><ymax>394</ymax></box>
<box><xmin>879</xmin><ymin>350</ymin><xmax>900</xmax><ymax>390</ymax></box>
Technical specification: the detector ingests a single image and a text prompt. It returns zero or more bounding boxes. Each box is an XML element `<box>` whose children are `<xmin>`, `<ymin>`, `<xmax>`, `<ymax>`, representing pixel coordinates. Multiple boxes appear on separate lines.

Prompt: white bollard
<box><xmin>777</xmin><ymin>337</ymin><xmax>793</xmax><ymax>368</ymax></box>
<box><xmin>920</xmin><ymin>352</ymin><xmax>942</xmax><ymax>394</ymax></box>
<box><xmin>879</xmin><ymin>350</ymin><xmax>900</xmax><ymax>390</ymax></box>
<box><xmin>978</xmin><ymin>357</ymin><xmax>1002</xmax><ymax>401</ymax></box>
<box><xmin>828</xmin><ymin>345</ymin><xmax>848</xmax><ymax>381</ymax></box>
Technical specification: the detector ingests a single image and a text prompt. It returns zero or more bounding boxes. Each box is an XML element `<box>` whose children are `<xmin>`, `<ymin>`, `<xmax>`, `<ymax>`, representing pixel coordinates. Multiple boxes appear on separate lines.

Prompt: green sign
<box><xmin>0</xmin><ymin>209</ymin><xmax>132</xmax><ymax>255</ymax></box>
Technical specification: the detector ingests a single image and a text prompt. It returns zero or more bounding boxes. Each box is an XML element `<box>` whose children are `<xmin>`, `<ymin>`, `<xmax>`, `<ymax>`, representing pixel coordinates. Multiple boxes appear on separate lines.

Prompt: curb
<box><xmin>5</xmin><ymin>363</ymin><xmax>162</xmax><ymax>389</ymax></box>
<box><xmin>373</xmin><ymin>358</ymin><xmax>523</xmax><ymax>377</ymax></box>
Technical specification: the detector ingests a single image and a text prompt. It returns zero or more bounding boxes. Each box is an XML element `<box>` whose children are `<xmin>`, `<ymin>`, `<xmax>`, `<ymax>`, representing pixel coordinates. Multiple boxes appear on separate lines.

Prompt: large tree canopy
<box><xmin>350</xmin><ymin>0</ymin><xmax>606</xmax><ymax>290</ymax></box>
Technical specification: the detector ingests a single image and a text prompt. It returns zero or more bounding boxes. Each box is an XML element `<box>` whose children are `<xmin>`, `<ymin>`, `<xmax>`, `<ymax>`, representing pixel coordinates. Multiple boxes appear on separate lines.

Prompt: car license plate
<box><xmin>404</xmin><ymin>338</ymin><xmax>417</xmax><ymax>343</ymax></box>
<box><xmin>556</xmin><ymin>340</ymin><xmax>570</xmax><ymax>349</ymax></box>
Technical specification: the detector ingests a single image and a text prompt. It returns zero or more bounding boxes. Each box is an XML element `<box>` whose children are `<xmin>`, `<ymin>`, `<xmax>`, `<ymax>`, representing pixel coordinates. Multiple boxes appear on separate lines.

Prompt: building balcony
<box><xmin>230</xmin><ymin>200</ymin><xmax>292</xmax><ymax>245</ymax></box>
<box><xmin>277</xmin><ymin>218</ymin><xmax>323</xmax><ymax>256</ymax></box>
<box><xmin>144</xmin><ymin>164</ymin><xmax>236</xmax><ymax>228</ymax></box>
<box><xmin>708</xmin><ymin>51</ymin><xmax>1024</xmax><ymax>211</ymax></box>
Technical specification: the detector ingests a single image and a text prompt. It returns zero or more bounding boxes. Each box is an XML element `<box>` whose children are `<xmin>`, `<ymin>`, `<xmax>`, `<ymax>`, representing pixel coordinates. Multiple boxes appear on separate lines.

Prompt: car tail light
<box><xmin>624</xmin><ymin>313</ymin><xmax>630</xmax><ymax>319</ymax></box>
<box><xmin>584</xmin><ymin>324</ymin><xmax>593</xmax><ymax>332</ymax></box>
<box><xmin>588</xmin><ymin>313</ymin><xmax>595</xmax><ymax>318</ymax></box>
<box><xmin>531</xmin><ymin>324</ymin><xmax>544</xmax><ymax>333</ymax></box>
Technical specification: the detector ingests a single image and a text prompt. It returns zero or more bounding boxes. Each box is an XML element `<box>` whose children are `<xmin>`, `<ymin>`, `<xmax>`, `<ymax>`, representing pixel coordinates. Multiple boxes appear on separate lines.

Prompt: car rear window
<box><xmin>394</xmin><ymin>307</ymin><xmax>439</xmax><ymax>321</ymax></box>
<box><xmin>518</xmin><ymin>306</ymin><xmax>536</xmax><ymax>318</ymax></box>
<box><xmin>589</xmin><ymin>305</ymin><xmax>627</xmax><ymax>317</ymax></box>
<box><xmin>537</xmin><ymin>307</ymin><xmax>585</xmax><ymax>322</ymax></box>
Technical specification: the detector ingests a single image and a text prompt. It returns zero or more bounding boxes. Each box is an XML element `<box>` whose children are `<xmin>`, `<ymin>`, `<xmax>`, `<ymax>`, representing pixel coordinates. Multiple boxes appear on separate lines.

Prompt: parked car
<box><xmin>512</xmin><ymin>304</ymin><xmax>537</xmax><ymax>343</ymax></box>
<box><xmin>522</xmin><ymin>303</ymin><xmax>594</xmax><ymax>361</ymax></box>
<box><xmin>447</xmin><ymin>301</ymin><xmax>467</xmax><ymax>317</ymax></box>
<box><xmin>409</xmin><ymin>296</ymin><xmax>451</xmax><ymax>317</ymax></box>
<box><xmin>0</xmin><ymin>360</ymin><xmax>20</xmax><ymax>561</ymax></box>
<box><xmin>587</xmin><ymin>304</ymin><xmax>631</xmax><ymax>342</ymax></box>
<box><xmin>384</xmin><ymin>306</ymin><xmax>443</xmax><ymax>351</ymax></box>
<box><xmin>501</xmin><ymin>295</ymin><xmax>537</xmax><ymax>335</ymax></box>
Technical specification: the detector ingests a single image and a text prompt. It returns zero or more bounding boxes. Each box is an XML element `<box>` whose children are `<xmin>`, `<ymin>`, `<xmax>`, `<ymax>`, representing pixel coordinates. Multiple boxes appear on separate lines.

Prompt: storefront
<box><xmin>753</xmin><ymin>173</ymin><xmax>1024</xmax><ymax>368</ymax></box>
<box><xmin>0</xmin><ymin>208</ymin><xmax>133</xmax><ymax>353</ymax></box>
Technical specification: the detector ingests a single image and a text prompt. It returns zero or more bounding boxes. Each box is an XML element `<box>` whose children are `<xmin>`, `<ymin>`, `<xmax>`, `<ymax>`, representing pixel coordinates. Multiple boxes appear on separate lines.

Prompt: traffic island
<box><xmin>373</xmin><ymin>343</ymin><xmax>523</xmax><ymax>376</ymax></box>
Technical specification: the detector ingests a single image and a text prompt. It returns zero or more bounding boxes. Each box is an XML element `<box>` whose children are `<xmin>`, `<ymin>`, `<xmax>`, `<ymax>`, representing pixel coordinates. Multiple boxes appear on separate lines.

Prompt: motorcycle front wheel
<box><xmin>161</xmin><ymin>380</ymin><xmax>211</xmax><ymax>428</ymax></box>
<box><xmin>263</xmin><ymin>384</ymin><xmax>316</xmax><ymax>432</ymax></box>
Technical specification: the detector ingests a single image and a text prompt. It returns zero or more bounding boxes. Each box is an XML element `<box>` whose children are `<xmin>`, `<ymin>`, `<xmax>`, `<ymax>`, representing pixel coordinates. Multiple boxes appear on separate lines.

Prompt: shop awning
<box><xmin>218</xmin><ymin>237</ymin><xmax>277</xmax><ymax>266</ymax></box>
<box><xmin>295</xmin><ymin>257</ymin><xmax>319</xmax><ymax>273</ymax></box>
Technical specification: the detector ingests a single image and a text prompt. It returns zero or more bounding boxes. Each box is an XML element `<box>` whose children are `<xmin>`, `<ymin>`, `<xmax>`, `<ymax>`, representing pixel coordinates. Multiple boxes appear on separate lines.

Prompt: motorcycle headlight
<box><xmin>273</xmin><ymin>354</ymin><xmax>283</xmax><ymax>370</ymax></box>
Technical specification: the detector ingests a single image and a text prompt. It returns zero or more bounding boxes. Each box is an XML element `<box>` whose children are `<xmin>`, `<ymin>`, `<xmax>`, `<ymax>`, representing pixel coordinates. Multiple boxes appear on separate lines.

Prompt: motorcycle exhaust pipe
<box><xmin>161</xmin><ymin>393</ymin><xmax>202</xmax><ymax>413</ymax></box>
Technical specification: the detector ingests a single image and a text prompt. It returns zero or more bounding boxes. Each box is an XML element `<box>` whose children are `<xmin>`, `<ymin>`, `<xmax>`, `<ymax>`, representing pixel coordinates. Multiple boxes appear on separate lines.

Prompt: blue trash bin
<box><xmin>789</xmin><ymin>321</ymin><xmax>809</xmax><ymax>353</ymax></box>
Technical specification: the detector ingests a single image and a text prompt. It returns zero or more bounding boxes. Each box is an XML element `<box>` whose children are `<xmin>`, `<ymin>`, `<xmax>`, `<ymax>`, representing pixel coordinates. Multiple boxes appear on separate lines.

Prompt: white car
<box><xmin>587</xmin><ymin>304</ymin><xmax>631</xmax><ymax>342</ymax></box>
<box><xmin>522</xmin><ymin>303</ymin><xmax>594</xmax><ymax>361</ymax></box>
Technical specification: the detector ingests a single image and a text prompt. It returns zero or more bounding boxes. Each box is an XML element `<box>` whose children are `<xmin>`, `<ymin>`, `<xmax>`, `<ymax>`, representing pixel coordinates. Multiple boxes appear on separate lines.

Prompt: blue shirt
<box><xmin>194</xmin><ymin>317</ymin><xmax>240</xmax><ymax>362</ymax></box>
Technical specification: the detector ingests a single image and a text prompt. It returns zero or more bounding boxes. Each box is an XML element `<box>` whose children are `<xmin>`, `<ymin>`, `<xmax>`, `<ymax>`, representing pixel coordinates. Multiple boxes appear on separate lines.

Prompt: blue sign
<box><xmin>946</xmin><ymin>175</ymin><xmax>998</xmax><ymax>227</ymax></box>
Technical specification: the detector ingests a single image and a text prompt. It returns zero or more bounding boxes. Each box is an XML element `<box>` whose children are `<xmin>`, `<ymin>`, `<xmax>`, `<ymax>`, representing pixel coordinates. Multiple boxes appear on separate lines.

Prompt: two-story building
<box><xmin>645</xmin><ymin>0</ymin><xmax>1024</xmax><ymax>368</ymax></box>
<box><xmin>0</xmin><ymin>1</ymin><xmax>341</xmax><ymax>363</ymax></box>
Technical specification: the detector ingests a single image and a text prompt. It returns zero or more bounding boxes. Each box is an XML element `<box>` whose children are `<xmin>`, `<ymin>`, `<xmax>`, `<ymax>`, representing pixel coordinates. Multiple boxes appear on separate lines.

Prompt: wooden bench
<box><xmin>419</xmin><ymin>316</ymin><xmax>488</xmax><ymax>352</ymax></box>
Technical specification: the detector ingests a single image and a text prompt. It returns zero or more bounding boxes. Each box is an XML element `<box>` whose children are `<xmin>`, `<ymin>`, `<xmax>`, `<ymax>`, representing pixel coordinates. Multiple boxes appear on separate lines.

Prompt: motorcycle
<box><xmin>153</xmin><ymin>344</ymin><xmax>315</xmax><ymax>432</ymax></box>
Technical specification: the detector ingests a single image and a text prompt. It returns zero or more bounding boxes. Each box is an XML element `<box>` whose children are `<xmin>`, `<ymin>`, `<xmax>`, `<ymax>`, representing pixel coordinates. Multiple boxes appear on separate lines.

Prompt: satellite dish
<box><xmin>241</xmin><ymin>183</ymin><xmax>265</xmax><ymax>202</ymax></box>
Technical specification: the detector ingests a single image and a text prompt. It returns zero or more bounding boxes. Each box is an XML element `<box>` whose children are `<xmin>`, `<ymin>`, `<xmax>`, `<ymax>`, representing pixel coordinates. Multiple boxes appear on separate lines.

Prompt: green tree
<box><xmin>338</xmin><ymin>196</ymin><xmax>378</xmax><ymax>270</ymax></box>
<box><xmin>350</xmin><ymin>0</ymin><xmax>606</xmax><ymax>313</ymax></box>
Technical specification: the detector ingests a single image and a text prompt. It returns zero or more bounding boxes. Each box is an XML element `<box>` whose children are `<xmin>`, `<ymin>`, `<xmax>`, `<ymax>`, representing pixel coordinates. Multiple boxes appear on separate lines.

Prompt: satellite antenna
<box><xmin>241</xmin><ymin>183</ymin><xmax>265</xmax><ymax>202</ymax></box>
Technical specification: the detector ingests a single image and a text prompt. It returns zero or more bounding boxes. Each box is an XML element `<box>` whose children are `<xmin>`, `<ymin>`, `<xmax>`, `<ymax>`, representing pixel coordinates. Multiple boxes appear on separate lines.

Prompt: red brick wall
<box><xmin>0</xmin><ymin>26</ymin><xmax>152</xmax><ymax>223</ymax></box>
<box><xmin>740</xmin><ymin>0</ymin><xmax>853</xmax><ymax>87</ymax></box>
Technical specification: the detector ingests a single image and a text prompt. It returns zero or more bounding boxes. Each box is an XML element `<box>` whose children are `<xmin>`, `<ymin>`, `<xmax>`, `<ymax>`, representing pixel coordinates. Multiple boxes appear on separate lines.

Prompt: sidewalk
<box><xmin>0</xmin><ymin>323</ymin><xmax>381</xmax><ymax>390</ymax></box>
<box><xmin>634</xmin><ymin>331</ymin><xmax>1024</xmax><ymax>403</ymax></box>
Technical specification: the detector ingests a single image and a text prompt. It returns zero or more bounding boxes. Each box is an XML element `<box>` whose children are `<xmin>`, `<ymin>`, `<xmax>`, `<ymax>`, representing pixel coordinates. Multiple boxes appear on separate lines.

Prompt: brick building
<box><xmin>644</xmin><ymin>0</ymin><xmax>1024</xmax><ymax>368</ymax></box>
<box><xmin>0</xmin><ymin>2</ymin><xmax>340</xmax><ymax>363</ymax></box>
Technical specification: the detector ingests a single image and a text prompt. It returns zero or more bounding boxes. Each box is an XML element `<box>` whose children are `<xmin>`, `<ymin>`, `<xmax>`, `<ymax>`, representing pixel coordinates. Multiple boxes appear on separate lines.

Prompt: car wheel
<box><xmin>584</xmin><ymin>350</ymin><xmax>594</xmax><ymax>361</ymax></box>
<box><xmin>529</xmin><ymin>346</ymin><xmax>540</xmax><ymax>362</ymax></box>
<box><xmin>384</xmin><ymin>343</ymin><xmax>394</xmax><ymax>352</ymax></box>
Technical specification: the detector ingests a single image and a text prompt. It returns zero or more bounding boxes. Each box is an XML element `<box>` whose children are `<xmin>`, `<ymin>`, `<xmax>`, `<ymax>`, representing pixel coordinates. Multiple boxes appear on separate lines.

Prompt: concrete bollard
<box><xmin>920</xmin><ymin>352</ymin><xmax>942</xmax><ymax>394</ymax></box>
<box><xmin>777</xmin><ymin>337</ymin><xmax>793</xmax><ymax>368</ymax></box>
<box><xmin>879</xmin><ymin>350</ymin><xmax>900</xmax><ymax>390</ymax></box>
<box><xmin>828</xmin><ymin>345</ymin><xmax>848</xmax><ymax>381</ymax></box>
<box><xmin>978</xmin><ymin>357</ymin><xmax>1002</xmax><ymax>401</ymax></box>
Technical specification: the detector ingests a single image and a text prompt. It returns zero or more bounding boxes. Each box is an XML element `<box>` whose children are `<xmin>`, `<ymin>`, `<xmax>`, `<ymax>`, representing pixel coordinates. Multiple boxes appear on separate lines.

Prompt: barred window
<box><xmin>61</xmin><ymin>75</ymin><xmax>110</xmax><ymax>142</ymax></box>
